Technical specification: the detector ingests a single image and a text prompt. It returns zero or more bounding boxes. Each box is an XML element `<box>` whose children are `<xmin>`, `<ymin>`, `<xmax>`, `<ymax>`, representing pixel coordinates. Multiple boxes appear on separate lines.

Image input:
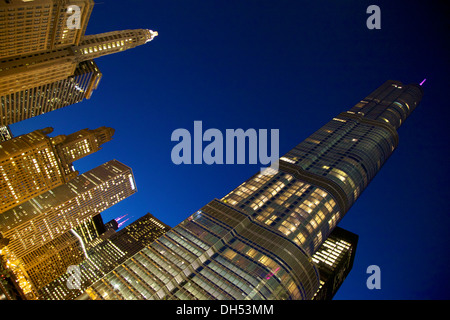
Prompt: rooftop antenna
<box><xmin>118</xmin><ymin>218</ymin><xmax>130</xmax><ymax>228</ymax></box>
<box><xmin>115</xmin><ymin>214</ymin><xmax>128</xmax><ymax>222</ymax></box>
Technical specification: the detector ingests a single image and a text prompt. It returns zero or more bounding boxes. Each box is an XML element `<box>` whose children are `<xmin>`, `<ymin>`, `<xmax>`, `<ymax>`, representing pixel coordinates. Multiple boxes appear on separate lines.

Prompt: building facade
<box><xmin>0</xmin><ymin>126</ymin><xmax>114</xmax><ymax>212</ymax></box>
<box><xmin>0</xmin><ymin>125</ymin><xmax>13</xmax><ymax>142</ymax></box>
<box><xmin>0</xmin><ymin>0</ymin><xmax>157</xmax><ymax>124</ymax></box>
<box><xmin>0</xmin><ymin>0</ymin><xmax>94</xmax><ymax>60</ymax></box>
<box><xmin>0</xmin><ymin>29</ymin><xmax>157</xmax><ymax>98</ymax></box>
<box><xmin>37</xmin><ymin>213</ymin><xmax>170</xmax><ymax>300</ymax></box>
<box><xmin>0</xmin><ymin>160</ymin><xmax>137</xmax><ymax>299</ymax></box>
<box><xmin>312</xmin><ymin>227</ymin><xmax>358</xmax><ymax>300</ymax></box>
<box><xmin>0</xmin><ymin>60</ymin><xmax>101</xmax><ymax>126</ymax></box>
<box><xmin>0</xmin><ymin>159</ymin><xmax>137</xmax><ymax>260</ymax></box>
<box><xmin>83</xmin><ymin>80</ymin><xmax>422</xmax><ymax>301</ymax></box>
<box><xmin>19</xmin><ymin>231</ymin><xmax>85</xmax><ymax>292</ymax></box>
<box><xmin>73</xmin><ymin>214</ymin><xmax>106</xmax><ymax>245</ymax></box>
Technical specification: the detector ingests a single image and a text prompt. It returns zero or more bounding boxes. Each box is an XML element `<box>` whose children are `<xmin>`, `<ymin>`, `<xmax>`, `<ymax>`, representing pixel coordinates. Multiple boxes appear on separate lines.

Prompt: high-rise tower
<box><xmin>54</xmin><ymin>126</ymin><xmax>115</xmax><ymax>165</ymax></box>
<box><xmin>83</xmin><ymin>80</ymin><xmax>423</xmax><ymax>301</ymax></box>
<box><xmin>19</xmin><ymin>231</ymin><xmax>86</xmax><ymax>294</ymax></box>
<box><xmin>0</xmin><ymin>1</ymin><xmax>157</xmax><ymax>124</ymax></box>
<box><xmin>0</xmin><ymin>160</ymin><xmax>137</xmax><ymax>299</ymax></box>
<box><xmin>0</xmin><ymin>126</ymin><xmax>114</xmax><ymax>212</ymax></box>
<box><xmin>0</xmin><ymin>60</ymin><xmax>102</xmax><ymax>126</ymax></box>
<box><xmin>311</xmin><ymin>227</ymin><xmax>358</xmax><ymax>300</ymax></box>
<box><xmin>0</xmin><ymin>0</ymin><xmax>94</xmax><ymax>59</ymax></box>
<box><xmin>0</xmin><ymin>159</ymin><xmax>137</xmax><ymax>261</ymax></box>
<box><xmin>0</xmin><ymin>28</ymin><xmax>157</xmax><ymax>97</ymax></box>
<box><xmin>37</xmin><ymin>213</ymin><xmax>170</xmax><ymax>300</ymax></box>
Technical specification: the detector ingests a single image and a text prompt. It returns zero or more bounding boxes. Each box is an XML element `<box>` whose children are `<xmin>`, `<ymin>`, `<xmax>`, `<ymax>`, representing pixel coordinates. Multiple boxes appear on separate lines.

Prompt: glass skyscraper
<box><xmin>80</xmin><ymin>80</ymin><xmax>422</xmax><ymax>300</ymax></box>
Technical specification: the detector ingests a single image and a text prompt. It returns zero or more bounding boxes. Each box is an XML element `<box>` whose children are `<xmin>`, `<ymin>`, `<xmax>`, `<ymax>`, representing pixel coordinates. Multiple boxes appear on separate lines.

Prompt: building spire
<box><xmin>146</xmin><ymin>30</ymin><xmax>159</xmax><ymax>43</ymax></box>
<box><xmin>75</xmin><ymin>29</ymin><xmax>158</xmax><ymax>62</ymax></box>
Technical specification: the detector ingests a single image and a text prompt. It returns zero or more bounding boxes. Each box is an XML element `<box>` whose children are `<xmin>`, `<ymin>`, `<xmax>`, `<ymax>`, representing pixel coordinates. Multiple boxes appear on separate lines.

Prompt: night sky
<box><xmin>9</xmin><ymin>1</ymin><xmax>449</xmax><ymax>299</ymax></box>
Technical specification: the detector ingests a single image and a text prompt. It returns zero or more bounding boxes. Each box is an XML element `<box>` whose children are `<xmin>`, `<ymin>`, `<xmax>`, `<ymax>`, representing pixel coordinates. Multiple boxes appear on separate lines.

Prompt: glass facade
<box><xmin>84</xmin><ymin>80</ymin><xmax>422</xmax><ymax>300</ymax></box>
<box><xmin>86</xmin><ymin>200</ymin><xmax>318</xmax><ymax>300</ymax></box>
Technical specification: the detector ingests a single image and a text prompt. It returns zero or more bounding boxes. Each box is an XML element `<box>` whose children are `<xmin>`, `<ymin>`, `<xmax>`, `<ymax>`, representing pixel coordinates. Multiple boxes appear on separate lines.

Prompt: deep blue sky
<box><xmin>9</xmin><ymin>1</ymin><xmax>449</xmax><ymax>299</ymax></box>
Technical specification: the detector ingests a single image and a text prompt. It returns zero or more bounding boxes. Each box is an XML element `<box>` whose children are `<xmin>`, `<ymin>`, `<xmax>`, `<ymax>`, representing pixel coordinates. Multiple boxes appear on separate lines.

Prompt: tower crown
<box><xmin>145</xmin><ymin>30</ymin><xmax>158</xmax><ymax>42</ymax></box>
<box><xmin>74</xmin><ymin>29</ymin><xmax>158</xmax><ymax>62</ymax></box>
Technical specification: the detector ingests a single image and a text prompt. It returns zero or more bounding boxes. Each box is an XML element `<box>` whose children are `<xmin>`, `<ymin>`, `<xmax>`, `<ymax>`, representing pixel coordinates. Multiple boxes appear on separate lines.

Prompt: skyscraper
<box><xmin>37</xmin><ymin>213</ymin><xmax>170</xmax><ymax>300</ymax></box>
<box><xmin>0</xmin><ymin>60</ymin><xmax>102</xmax><ymax>126</ymax></box>
<box><xmin>0</xmin><ymin>159</ymin><xmax>136</xmax><ymax>258</ymax></box>
<box><xmin>108</xmin><ymin>213</ymin><xmax>171</xmax><ymax>255</ymax></box>
<box><xmin>83</xmin><ymin>80</ymin><xmax>423</xmax><ymax>300</ymax></box>
<box><xmin>19</xmin><ymin>230</ymin><xmax>85</xmax><ymax>294</ymax></box>
<box><xmin>0</xmin><ymin>1</ymin><xmax>157</xmax><ymax>125</ymax></box>
<box><xmin>311</xmin><ymin>227</ymin><xmax>358</xmax><ymax>300</ymax></box>
<box><xmin>104</xmin><ymin>219</ymin><xmax>119</xmax><ymax>232</ymax></box>
<box><xmin>0</xmin><ymin>126</ymin><xmax>114</xmax><ymax>212</ymax></box>
<box><xmin>0</xmin><ymin>159</ymin><xmax>137</xmax><ymax>298</ymax></box>
<box><xmin>0</xmin><ymin>28</ymin><xmax>157</xmax><ymax>99</ymax></box>
<box><xmin>0</xmin><ymin>0</ymin><xmax>94</xmax><ymax>59</ymax></box>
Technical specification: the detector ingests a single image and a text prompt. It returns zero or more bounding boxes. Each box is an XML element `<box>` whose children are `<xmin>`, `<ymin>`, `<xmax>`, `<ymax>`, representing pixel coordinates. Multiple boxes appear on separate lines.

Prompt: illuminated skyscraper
<box><xmin>55</xmin><ymin>126</ymin><xmax>115</xmax><ymax>165</ymax></box>
<box><xmin>311</xmin><ymin>227</ymin><xmax>358</xmax><ymax>300</ymax></box>
<box><xmin>0</xmin><ymin>28</ymin><xmax>157</xmax><ymax>98</ymax></box>
<box><xmin>104</xmin><ymin>219</ymin><xmax>119</xmax><ymax>232</ymax></box>
<box><xmin>0</xmin><ymin>0</ymin><xmax>94</xmax><ymax>59</ymax></box>
<box><xmin>0</xmin><ymin>159</ymin><xmax>136</xmax><ymax>259</ymax></box>
<box><xmin>0</xmin><ymin>1</ymin><xmax>157</xmax><ymax>124</ymax></box>
<box><xmin>84</xmin><ymin>80</ymin><xmax>422</xmax><ymax>301</ymax></box>
<box><xmin>0</xmin><ymin>60</ymin><xmax>101</xmax><ymax>126</ymax></box>
<box><xmin>37</xmin><ymin>213</ymin><xmax>170</xmax><ymax>300</ymax></box>
<box><xmin>19</xmin><ymin>231</ymin><xmax>85</xmax><ymax>294</ymax></box>
<box><xmin>0</xmin><ymin>126</ymin><xmax>114</xmax><ymax>212</ymax></box>
<box><xmin>73</xmin><ymin>214</ymin><xmax>106</xmax><ymax>245</ymax></box>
